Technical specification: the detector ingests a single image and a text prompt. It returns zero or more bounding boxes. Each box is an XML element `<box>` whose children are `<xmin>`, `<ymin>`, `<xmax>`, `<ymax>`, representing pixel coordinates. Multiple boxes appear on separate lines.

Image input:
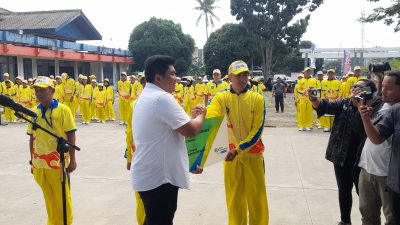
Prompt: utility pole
<box><xmin>361</xmin><ymin>11</ymin><xmax>366</xmax><ymax>66</ymax></box>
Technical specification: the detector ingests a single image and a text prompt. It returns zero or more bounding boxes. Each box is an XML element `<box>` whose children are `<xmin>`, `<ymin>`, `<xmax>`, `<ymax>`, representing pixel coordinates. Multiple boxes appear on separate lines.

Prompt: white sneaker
<box><xmin>323</xmin><ymin>128</ymin><xmax>330</xmax><ymax>132</ymax></box>
<box><xmin>119</xmin><ymin>122</ymin><xmax>124</xmax><ymax>125</ymax></box>
<box><xmin>111</xmin><ymin>118</ymin><xmax>115</xmax><ymax>121</ymax></box>
<box><xmin>298</xmin><ymin>128</ymin><xmax>305</xmax><ymax>131</ymax></box>
<box><xmin>317</xmin><ymin>126</ymin><xmax>323</xmax><ymax>129</ymax></box>
<box><xmin>305</xmin><ymin>127</ymin><xmax>311</xmax><ymax>131</ymax></box>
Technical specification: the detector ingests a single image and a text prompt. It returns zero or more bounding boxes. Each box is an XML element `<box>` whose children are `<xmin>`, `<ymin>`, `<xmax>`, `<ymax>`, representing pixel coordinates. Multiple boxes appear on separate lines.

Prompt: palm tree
<box><xmin>194</xmin><ymin>0</ymin><xmax>220</xmax><ymax>40</ymax></box>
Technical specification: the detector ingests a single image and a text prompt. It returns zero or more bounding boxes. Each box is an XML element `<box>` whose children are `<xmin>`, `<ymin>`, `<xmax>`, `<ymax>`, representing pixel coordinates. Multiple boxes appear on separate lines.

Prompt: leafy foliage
<box><xmin>203</xmin><ymin>23</ymin><xmax>262</xmax><ymax>75</ymax></box>
<box><xmin>194</xmin><ymin>0</ymin><xmax>220</xmax><ymax>39</ymax></box>
<box><xmin>362</xmin><ymin>1</ymin><xmax>400</xmax><ymax>32</ymax></box>
<box><xmin>128</xmin><ymin>17</ymin><xmax>195</xmax><ymax>74</ymax></box>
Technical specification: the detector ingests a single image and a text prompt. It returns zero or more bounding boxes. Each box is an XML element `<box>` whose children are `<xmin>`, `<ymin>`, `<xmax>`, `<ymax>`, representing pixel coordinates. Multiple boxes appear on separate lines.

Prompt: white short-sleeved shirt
<box><xmin>358</xmin><ymin>103</ymin><xmax>392</xmax><ymax>176</ymax></box>
<box><xmin>131</xmin><ymin>83</ymin><xmax>191</xmax><ymax>191</ymax></box>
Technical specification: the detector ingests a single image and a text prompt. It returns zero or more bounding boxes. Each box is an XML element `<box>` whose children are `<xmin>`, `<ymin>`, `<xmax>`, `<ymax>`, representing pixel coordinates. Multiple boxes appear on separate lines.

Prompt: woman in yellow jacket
<box><xmin>54</xmin><ymin>76</ymin><xmax>64</xmax><ymax>103</ymax></box>
<box><xmin>94</xmin><ymin>83</ymin><xmax>107</xmax><ymax>123</ymax></box>
<box><xmin>79</xmin><ymin>76</ymin><xmax>93</xmax><ymax>124</ymax></box>
<box><xmin>90</xmin><ymin>79</ymin><xmax>98</xmax><ymax>120</ymax></box>
<box><xmin>183</xmin><ymin>77</ymin><xmax>195</xmax><ymax>116</ymax></box>
<box><xmin>19</xmin><ymin>80</ymin><xmax>32</xmax><ymax>110</ymax></box>
<box><xmin>104</xmin><ymin>79</ymin><xmax>115</xmax><ymax>121</ymax></box>
<box><xmin>194</xmin><ymin>76</ymin><xmax>206</xmax><ymax>106</ymax></box>
<box><xmin>206</xmin><ymin>60</ymin><xmax>268</xmax><ymax>225</ymax></box>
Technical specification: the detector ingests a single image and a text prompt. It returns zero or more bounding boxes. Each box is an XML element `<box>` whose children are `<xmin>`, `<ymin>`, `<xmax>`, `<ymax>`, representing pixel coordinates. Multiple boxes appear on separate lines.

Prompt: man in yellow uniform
<box><xmin>94</xmin><ymin>83</ymin><xmax>107</xmax><ymax>123</ymax></box>
<box><xmin>183</xmin><ymin>77</ymin><xmax>195</xmax><ymax>116</ymax></box>
<box><xmin>104</xmin><ymin>79</ymin><xmax>115</xmax><ymax>121</ymax></box>
<box><xmin>296</xmin><ymin>67</ymin><xmax>318</xmax><ymax>131</ymax></box>
<box><xmin>251</xmin><ymin>77</ymin><xmax>263</xmax><ymax>95</ymax></box>
<box><xmin>320</xmin><ymin>69</ymin><xmax>342</xmax><ymax>132</ymax></box>
<box><xmin>19</xmin><ymin>80</ymin><xmax>32</xmax><ymax>110</ymax></box>
<box><xmin>136</xmin><ymin>75</ymin><xmax>144</xmax><ymax>96</ymax></box>
<box><xmin>347</xmin><ymin>66</ymin><xmax>366</xmax><ymax>89</ymax></box>
<box><xmin>54</xmin><ymin>76</ymin><xmax>64</xmax><ymax>103</ymax></box>
<box><xmin>90</xmin><ymin>79</ymin><xmax>98</xmax><ymax>121</ymax></box>
<box><xmin>1</xmin><ymin>73</ymin><xmax>14</xmax><ymax>94</ymax></box>
<box><xmin>294</xmin><ymin>74</ymin><xmax>304</xmax><ymax>124</ymax></box>
<box><xmin>4</xmin><ymin>80</ymin><xmax>18</xmax><ymax>122</ymax></box>
<box><xmin>204</xmin><ymin>69</ymin><xmax>230</xmax><ymax>105</ymax></box>
<box><xmin>61</xmin><ymin>73</ymin><xmax>76</xmax><ymax>118</ymax></box>
<box><xmin>172</xmin><ymin>77</ymin><xmax>184</xmax><ymax>105</ymax></box>
<box><xmin>72</xmin><ymin>75</ymin><xmax>83</xmax><ymax>118</ymax></box>
<box><xmin>27</xmin><ymin>76</ymin><xmax>77</xmax><ymax>225</ymax></box>
<box><xmin>315</xmin><ymin>71</ymin><xmax>325</xmax><ymax>129</ymax></box>
<box><xmin>206</xmin><ymin>60</ymin><xmax>268</xmax><ymax>225</ymax></box>
<box><xmin>117</xmin><ymin>72</ymin><xmax>131</xmax><ymax>125</ymax></box>
<box><xmin>125</xmin><ymin>100</ymin><xmax>146</xmax><ymax>225</ymax></box>
<box><xmin>194</xmin><ymin>76</ymin><xmax>206</xmax><ymax>106</ymax></box>
<box><xmin>341</xmin><ymin>75</ymin><xmax>350</xmax><ymax>98</ymax></box>
<box><xmin>79</xmin><ymin>76</ymin><xmax>92</xmax><ymax>124</ymax></box>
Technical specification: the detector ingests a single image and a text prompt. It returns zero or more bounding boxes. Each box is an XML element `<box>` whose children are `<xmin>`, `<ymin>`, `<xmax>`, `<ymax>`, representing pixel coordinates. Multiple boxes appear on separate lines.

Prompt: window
<box><xmin>59</xmin><ymin>60</ymin><xmax>75</xmax><ymax>78</ymax></box>
<box><xmin>37</xmin><ymin>59</ymin><xmax>55</xmax><ymax>76</ymax></box>
<box><xmin>0</xmin><ymin>56</ymin><xmax>17</xmax><ymax>81</ymax></box>
<box><xmin>103</xmin><ymin>62</ymin><xmax>114</xmax><ymax>85</ymax></box>
<box><xmin>23</xmin><ymin>58</ymin><xmax>33</xmax><ymax>79</ymax></box>
<box><xmin>78</xmin><ymin>62</ymin><xmax>90</xmax><ymax>75</ymax></box>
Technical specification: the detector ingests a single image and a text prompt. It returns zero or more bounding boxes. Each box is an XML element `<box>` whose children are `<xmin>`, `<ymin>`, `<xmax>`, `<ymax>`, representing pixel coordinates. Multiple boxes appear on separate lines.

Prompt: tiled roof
<box><xmin>0</xmin><ymin>8</ymin><xmax>82</xmax><ymax>30</ymax></box>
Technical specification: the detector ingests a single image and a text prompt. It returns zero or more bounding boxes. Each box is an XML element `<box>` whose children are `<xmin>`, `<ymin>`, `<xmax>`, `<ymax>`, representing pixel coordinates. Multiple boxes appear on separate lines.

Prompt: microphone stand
<box><xmin>14</xmin><ymin>111</ymin><xmax>80</xmax><ymax>225</ymax></box>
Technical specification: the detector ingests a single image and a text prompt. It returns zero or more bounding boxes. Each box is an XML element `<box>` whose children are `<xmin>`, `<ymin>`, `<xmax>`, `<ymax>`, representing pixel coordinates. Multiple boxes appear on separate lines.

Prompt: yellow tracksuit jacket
<box><xmin>207</xmin><ymin>88</ymin><xmax>268</xmax><ymax>225</ymax></box>
<box><xmin>91</xmin><ymin>85</ymin><xmax>99</xmax><ymax>119</ymax></box>
<box><xmin>296</xmin><ymin>77</ymin><xmax>318</xmax><ymax>128</ymax></box>
<box><xmin>183</xmin><ymin>85</ymin><xmax>195</xmax><ymax>116</ymax></box>
<box><xmin>54</xmin><ymin>84</ymin><xmax>64</xmax><ymax>103</ymax></box>
<box><xmin>63</xmin><ymin>78</ymin><xmax>76</xmax><ymax>112</ymax></box>
<box><xmin>173</xmin><ymin>83</ymin><xmax>184</xmax><ymax>105</ymax></box>
<box><xmin>4</xmin><ymin>86</ymin><xmax>18</xmax><ymax>121</ymax></box>
<box><xmin>19</xmin><ymin>87</ymin><xmax>32</xmax><ymax>108</ymax></box>
<box><xmin>320</xmin><ymin>79</ymin><xmax>342</xmax><ymax>129</ymax></box>
<box><xmin>205</xmin><ymin>80</ymin><xmax>230</xmax><ymax>104</ymax></box>
<box><xmin>194</xmin><ymin>83</ymin><xmax>206</xmax><ymax>106</ymax></box>
<box><xmin>94</xmin><ymin>89</ymin><xmax>106</xmax><ymax>122</ymax></box>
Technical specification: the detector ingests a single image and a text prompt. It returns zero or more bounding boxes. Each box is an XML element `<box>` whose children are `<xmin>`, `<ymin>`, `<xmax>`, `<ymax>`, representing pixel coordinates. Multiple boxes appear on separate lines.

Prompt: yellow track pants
<box><xmin>96</xmin><ymin>107</ymin><xmax>105</xmax><ymax>122</ymax></box>
<box><xmin>224</xmin><ymin>155</ymin><xmax>269</xmax><ymax>225</ymax></box>
<box><xmin>71</xmin><ymin>97</ymin><xmax>79</xmax><ymax>118</ymax></box>
<box><xmin>79</xmin><ymin>100</ymin><xmax>90</xmax><ymax>123</ymax></box>
<box><xmin>33</xmin><ymin>168</ymin><xmax>73</xmax><ymax>225</ymax></box>
<box><xmin>320</xmin><ymin>116</ymin><xmax>334</xmax><ymax>129</ymax></box>
<box><xmin>4</xmin><ymin>107</ymin><xmax>16</xmax><ymax>121</ymax></box>
<box><xmin>90</xmin><ymin>102</ymin><xmax>96</xmax><ymax>119</ymax></box>
<box><xmin>119</xmin><ymin>99</ymin><xmax>130</xmax><ymax>123</ymax></box>
<box><xmin>105</xmin><ymin>101</ymin><xmax>115</xmax><ymax>120</ymax></box>
<box><xmin>135</xmin><ymin>192</ymin><xmax>145</xmax><ymax>225</ymax></box>
<box><xmin>298</xmin><ymin>99</ymin><xmax>314</xmax><ymax>128</ymax></box>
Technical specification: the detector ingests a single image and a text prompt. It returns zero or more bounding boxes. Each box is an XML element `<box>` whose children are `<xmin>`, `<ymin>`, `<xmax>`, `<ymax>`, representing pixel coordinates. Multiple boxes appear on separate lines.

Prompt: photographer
<box><xmin>309</xmin><ymin>79</ymin><xmax>383</xmax><ymax>225</ymax></box>
<box><xmin>359</xmin><ymin>70</ymin><xmax>400</xmax><ymax>224</ymax></box>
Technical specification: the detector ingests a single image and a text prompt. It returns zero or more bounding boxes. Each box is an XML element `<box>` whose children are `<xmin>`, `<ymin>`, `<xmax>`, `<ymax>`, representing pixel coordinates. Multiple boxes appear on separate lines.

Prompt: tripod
<box><xmin>15</xmin><ymin>111</ymin><xmax>80</xmax><ymax>225</ymax></box>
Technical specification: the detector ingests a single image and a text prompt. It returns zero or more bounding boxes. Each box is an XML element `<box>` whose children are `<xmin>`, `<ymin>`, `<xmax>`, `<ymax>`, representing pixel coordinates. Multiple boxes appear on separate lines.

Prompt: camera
<box><xmin>369</xmin><ymin>62</ymin><xmax>391</xmax><ymax>73</ymax></box>
<box><xmin>309</xmin><ymin>88</ymin><xmax>321</xmax><ymax>98</ymax></box>
<box><xmin>355</xmin><ymin>86</ymin><xmax>372</xmax><ymax>103</ymax></box>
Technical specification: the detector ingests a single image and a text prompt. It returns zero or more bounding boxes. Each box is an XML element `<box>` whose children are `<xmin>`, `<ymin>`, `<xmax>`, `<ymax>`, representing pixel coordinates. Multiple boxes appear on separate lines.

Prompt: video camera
<box><xmin>369</xmin><ymin>62</ymin><xmax>391</xmax><ymax>73</ymax></box>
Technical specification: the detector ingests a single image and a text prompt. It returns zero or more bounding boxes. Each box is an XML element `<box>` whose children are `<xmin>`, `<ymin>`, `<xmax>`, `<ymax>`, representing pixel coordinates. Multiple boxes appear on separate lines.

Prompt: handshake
<box><xmin>191</xmin><ymin>104</ymin><xmax>207</xmax><ymax>118</ymax></box>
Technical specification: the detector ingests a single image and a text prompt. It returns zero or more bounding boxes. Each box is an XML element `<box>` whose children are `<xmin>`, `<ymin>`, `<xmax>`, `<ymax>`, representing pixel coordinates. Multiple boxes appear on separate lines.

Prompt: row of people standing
<box><xmin>294</xmin><ymin>66</ymin><xmax>366</xmax><ymax>132</ymax></box>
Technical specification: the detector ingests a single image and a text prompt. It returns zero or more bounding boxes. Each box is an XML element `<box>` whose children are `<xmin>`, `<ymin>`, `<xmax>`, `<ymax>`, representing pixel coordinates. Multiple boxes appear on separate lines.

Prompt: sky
<box><xmin>2</xmin><ymin>0</ymin><xmax>400</xmax><ymax>50</ymax></box>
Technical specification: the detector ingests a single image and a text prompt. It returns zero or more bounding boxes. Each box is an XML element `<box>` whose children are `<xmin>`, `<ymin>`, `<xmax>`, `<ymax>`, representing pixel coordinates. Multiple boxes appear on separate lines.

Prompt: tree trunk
<box><xmin>264</xmin><ymin>39</ymin><xmax>273</xmax><ymax>76</ymax></box>
<box><xmin>205</xmin><ymin>14</ymin><xmax>209</xmax><ymax>39</ymax></box>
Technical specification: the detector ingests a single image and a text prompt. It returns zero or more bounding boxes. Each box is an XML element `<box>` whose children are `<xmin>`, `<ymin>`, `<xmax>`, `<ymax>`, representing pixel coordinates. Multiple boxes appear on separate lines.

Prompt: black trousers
<box><xmin>388</xmin><ymin>187</ymin><xmax>400</xmax><ymax>224</ymax></box>
<box><xmin>275</xmin><ymin>95</ymin><xmax>284</xmax><ymax>112</ymax></box>
<box><xmin>333</xmin><ymin>162</ymin><xmax>361</xmax><ymax>223</ymax></box>
<box><xmin>139</xmin><ymin>183</ymin><xmax>179</xmax><ymax>225</ymax></box>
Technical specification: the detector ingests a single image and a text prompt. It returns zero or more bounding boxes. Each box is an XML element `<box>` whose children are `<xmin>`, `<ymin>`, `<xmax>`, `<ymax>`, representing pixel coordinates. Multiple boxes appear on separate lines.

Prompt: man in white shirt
<box><xmin>131</xmin><ymin>55</ymin><xmax>205</xmax><ymax>225</ymax></box>
<box><xmin>358</xmin><ymin>72</ymin><xmax>400</xmax><ymax>225</ymax></box>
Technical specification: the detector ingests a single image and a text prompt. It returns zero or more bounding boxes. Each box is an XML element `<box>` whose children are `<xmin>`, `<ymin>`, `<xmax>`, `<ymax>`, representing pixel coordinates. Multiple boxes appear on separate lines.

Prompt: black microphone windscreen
<box><xmin>13</xmin><ymin>103</ymin><xmax>37</xmax><ymax>118</ymax></box>
<box><xmin>0</xmin><ymin>95</ymin><xmax>15</xmax><ymax>107</ymax></box>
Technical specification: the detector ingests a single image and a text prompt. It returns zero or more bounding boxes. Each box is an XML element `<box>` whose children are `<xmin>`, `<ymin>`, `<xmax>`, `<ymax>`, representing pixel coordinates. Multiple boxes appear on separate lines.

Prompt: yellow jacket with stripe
<box><xmin>296</xmin><ymin>77</ymin><xmax>318</xmax><ymax>99</ymax></box>
<box><xmin>321</xmin><ymin>79</ymin><xmax>342</xmax><ymax>99</ymax></box>
<box><xmin>207</xmin><ymin>87</ymin><xmax>265</xmax><ymax>156</ymax></box>
<box><xmin>126</xmin><ymin>100</ymin><xmax>137</xmax><ymax>163</ymax></box>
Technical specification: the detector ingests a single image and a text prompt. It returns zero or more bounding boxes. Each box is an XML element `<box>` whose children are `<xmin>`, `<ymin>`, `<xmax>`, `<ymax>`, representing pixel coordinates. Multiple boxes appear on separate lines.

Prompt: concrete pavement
<box><xmin>0</xmin><ymin>121</ymin><xmax>372</xmax><ymax>225</ymax></box>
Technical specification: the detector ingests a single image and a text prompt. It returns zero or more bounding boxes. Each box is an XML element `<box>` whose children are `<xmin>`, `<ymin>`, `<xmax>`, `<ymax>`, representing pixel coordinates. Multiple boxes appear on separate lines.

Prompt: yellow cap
<box><xmin>353</xmin><ymin>66</ymin><xmax>361</xmax><ymax>71</ymax></box>
<box><xmin>28</xmin><ymin>78</ymin><xmax>33</xmax><ymax>82</ymax></box>
<box><xmin>212</xmin><ymin>69</ymin><xmax>221</xmax><ymax>75</ymax></box>
<box><xmin>82</xmin><ymin>76</ymin><xmax>88</xmax><ymax>80</ymax></box>
<box><xmin>121</xmin><ymin>72</ymin><xmax>127</xmax><ymax>76</ymax></box>
<box><xmin>34</xmin><ymin>76</ymin><xmax>55</xmax><ymax>88</ymax></box>
<box><xmin>104</xmin><ymin>78</ymin><xmax>110</xmax><ymax>82</ymax></box>
<box><xmin>327</xmin><ymin>69</ymin><xmax>336</xmax><ymax>73</ymax></box>
<box><xmin>61</xmin><ymin>73</ymin><xmax>68</xmax><ymax>78</ymax></box>
<box><xmin>228</xmin><ymin>60</ymin><xmax>250</xmax><ymax>75</ymax></box>
<box><xmin>3</xmin><ymin>72</ymin><xmax>9</xmax><ymax>77</ymax></box>
<box><xmin>316</xmin><ymin>71</ymin><xmax>324</xmax><ymax>75</ymax></box>
<box><xmin>302</xmin><ymin>67</ymin><xmax>311</xmax><ymax>73</ymax></box>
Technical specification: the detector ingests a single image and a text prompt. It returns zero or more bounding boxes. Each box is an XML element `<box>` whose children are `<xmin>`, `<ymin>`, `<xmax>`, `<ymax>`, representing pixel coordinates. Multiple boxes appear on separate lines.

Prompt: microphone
<box><xmin>0</xmin><ymin>95</ymin><xmax>37</xmax><ymax>118</ymax></box>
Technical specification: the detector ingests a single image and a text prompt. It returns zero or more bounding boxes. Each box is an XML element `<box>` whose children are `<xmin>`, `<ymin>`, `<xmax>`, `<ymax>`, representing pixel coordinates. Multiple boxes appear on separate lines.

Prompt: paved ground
<box><xmin>0</xmin><ymin>92</ymin><xmax>378</xmax><ymax>225</ymax></box>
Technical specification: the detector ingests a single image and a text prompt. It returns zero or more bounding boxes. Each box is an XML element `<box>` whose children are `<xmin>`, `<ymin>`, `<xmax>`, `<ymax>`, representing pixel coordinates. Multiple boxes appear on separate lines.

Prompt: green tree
<box><xmin>128</xmin><ymin>17</ymin><xmax>195</xmax><ymax>74</ymax></box>
<box><xmin>187</xmin><ymin>59</ymin><xmax>206</xmax><ymax>77</ymax></box>
<box><xmin>389</xmin><ymin>58</ymin><xmax>400</xmax><ymax>69</ymax></box>
<box><xmin>231</xmin><ymin>0</ymin><xmax>324</xmax><ymax>75</ymax></box>
<box><xmin>203</xmin><ymin>23</ymin><xmax>262</xmax><ymax>76</ymax></box>
<box><xmin>194</xmin><ymin>0</ymin><xmax>220</xmax><ymax>39</ymax></box>
<box><xmin>362</xmin><ymin>1</ymin><xmax>400</xmax><ymax>32</ymax></box>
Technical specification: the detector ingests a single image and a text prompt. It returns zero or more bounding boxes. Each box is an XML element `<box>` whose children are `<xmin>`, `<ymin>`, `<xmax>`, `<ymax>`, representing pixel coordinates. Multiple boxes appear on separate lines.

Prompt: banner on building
<box><xmin>343</xmin><ymin>49</ymin><xmax>351</xmax><ymax>74</ymax></box>
<box><xmin>309</xmin><ymin>43</ymin><xmax>317</xmax><ymax>68</ymax></box>
<box><xmin>186</xmin><ymin>116</ymin><xmax>228</xmax><ymax>172</ymax></box>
